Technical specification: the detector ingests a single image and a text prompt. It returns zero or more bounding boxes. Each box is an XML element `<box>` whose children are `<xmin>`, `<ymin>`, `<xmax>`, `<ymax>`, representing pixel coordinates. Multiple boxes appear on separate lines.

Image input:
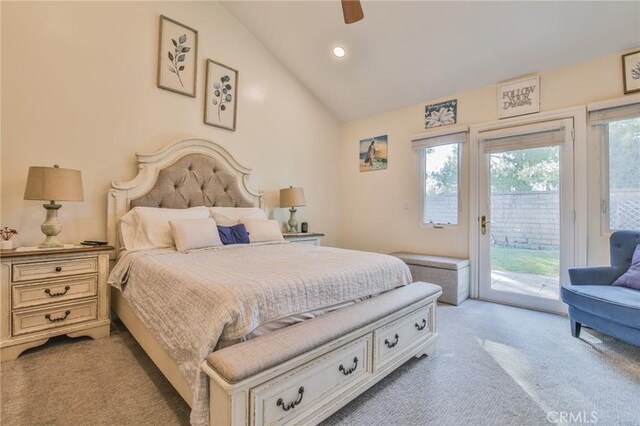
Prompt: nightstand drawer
<box><xmin>12</xmin><ymin>300</ymin><xmax>98</xmax><ymax>336</ymax></box>
<box><xmin>12</xmin><ymin>276</ymin><xmax>98</xmax><ymax>309</ymax></box>
<box><xmin>12</xmin><ymin>257</ymin><xmax>98</xmax><ymax>282</ymax></box>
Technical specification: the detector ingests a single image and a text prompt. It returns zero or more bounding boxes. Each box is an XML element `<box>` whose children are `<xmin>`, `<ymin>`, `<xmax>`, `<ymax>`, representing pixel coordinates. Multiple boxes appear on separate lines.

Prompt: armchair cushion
<box><xmin>561</xmin><ymin>285</ymin><xmax>640</xmax><ymax>329</ymax></box>
<box><xmin>568</xmin><ymin>266</ymin><xmax>625</xmax><ymax>286</ymax></box>
<box><xmin>612</xmin><ymin>245</ymin><xmax>640</xmax><ymax>290</ymax></box>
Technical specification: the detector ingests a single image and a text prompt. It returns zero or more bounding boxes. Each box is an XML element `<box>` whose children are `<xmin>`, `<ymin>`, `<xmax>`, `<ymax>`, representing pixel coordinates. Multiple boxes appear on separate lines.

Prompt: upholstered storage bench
<box><xmin>390</xmin><ymin>252</ymin><xmax>469</xmax><ymax>305</ymax></box>
<box><xmin>202</xmin><ymin>282</ymin><xmax>442</xmax><ymax>426</ymax></box>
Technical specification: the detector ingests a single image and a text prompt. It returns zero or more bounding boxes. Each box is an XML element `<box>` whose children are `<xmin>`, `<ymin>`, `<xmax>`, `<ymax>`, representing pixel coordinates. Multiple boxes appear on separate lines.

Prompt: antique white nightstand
<box><xmin>0</xmin><ymin>245</ymin><xmax>113</xmax><ymax>361</ymax></box>
<box><xmin>282</xmin><ymin>232</ymin><xmax>325</xmax><ymax>246</ymax></box>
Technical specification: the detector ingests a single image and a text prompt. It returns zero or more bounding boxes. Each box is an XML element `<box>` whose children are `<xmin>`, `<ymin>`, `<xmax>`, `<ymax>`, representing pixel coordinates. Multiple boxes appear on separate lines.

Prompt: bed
<box><xmin>107</xmin><ymin>139</ymin><xmax>442</xmax><ymax>426</ymax></box>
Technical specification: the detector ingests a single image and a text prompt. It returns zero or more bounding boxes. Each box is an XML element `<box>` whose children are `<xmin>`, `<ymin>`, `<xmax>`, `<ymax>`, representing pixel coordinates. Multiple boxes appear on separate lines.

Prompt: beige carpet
<box><xmin>0</xmin><ymin>321</ymin><xmax>190</xmax><ymax>426</ymax></box>
<box><xmin>2</xmin><ymin>301</ymin><xmax>639</xmax><ymax>426</ymax></box>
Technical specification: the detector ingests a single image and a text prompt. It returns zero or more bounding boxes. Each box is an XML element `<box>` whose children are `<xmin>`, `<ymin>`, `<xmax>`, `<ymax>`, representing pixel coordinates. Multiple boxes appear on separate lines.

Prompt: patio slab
<box><xmin>491</xmin><ymin>270</ymin><xmax>560</xmax><ymax>300</ymax></box>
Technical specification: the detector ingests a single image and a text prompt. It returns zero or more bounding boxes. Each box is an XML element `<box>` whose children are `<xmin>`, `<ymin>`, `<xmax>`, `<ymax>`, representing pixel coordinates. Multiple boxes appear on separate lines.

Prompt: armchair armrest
<box><xmin>568</xmin><ymin>266</ymin><xmax>624</xmax><ymax>286</ymax></box>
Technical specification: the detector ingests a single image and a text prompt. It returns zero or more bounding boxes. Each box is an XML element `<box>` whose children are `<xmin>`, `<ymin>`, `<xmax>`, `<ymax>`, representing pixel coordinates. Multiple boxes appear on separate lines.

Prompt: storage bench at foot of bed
<box><xmin>203</xmin><ymin>281</ymin><xmax>442</xmax><ymax>426</ymax></box>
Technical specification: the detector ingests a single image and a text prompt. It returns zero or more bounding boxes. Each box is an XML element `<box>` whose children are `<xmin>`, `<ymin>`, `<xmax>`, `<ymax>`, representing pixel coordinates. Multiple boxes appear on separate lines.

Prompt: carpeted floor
<box><xmin>1</xmin><ymin>300</ymin><xmax>639</xmax><ymax>426</ymax></box>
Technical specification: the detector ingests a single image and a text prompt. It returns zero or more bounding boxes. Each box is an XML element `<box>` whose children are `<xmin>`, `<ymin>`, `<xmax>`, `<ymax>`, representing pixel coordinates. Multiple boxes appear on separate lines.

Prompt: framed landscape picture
<box><xmin>157</xmin><ymin>15</ymin><xmax>198</xmax><ymax>97</ymax></box>
<box><xmin>425</xmin><ymin>99</ymin><xmax>457</xmax><ymax>128</ymax></box>
<box><xmin>622</xmin><ymin>50</ymin><xmax>640</xmax><ymax>94</ymax></box>
<box><xmin>498</xmin><ymin>75</ymin><xmax>540</xmax><ymax>119</ymax></box>
<box><xmin>204</xmin><ymin>59</ymin><xmax>239</xmax><ymax>131</ymax></box>
<box><xmin>359</xmin><ymin>135</ymin><xmax>388</xmax><ymax>172</ymax></box>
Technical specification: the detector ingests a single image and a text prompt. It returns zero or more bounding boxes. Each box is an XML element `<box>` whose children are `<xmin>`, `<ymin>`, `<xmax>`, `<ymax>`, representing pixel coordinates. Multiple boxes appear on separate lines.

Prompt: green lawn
<box><xmin>491</xmin><ymin>247</ymin><xmax>559</xmax><ymax>277</ymax></box>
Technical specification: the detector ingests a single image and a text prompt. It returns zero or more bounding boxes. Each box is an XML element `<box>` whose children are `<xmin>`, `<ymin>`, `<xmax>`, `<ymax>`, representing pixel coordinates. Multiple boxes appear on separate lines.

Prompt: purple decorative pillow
<box><xmin>613</xmin><ymin>245</ymin><xmax>640</xmax><ymax>290</ymax></box>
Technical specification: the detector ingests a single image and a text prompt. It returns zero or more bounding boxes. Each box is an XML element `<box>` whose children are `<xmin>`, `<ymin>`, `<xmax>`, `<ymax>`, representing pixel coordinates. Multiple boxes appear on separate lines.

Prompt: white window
<box><xmin>412</xmin><ymin>127</ymin><xmax>467</xmax><ymax>226</ymax></box>
<box><xmin>590</xmin><ymin>101</ymin><xmax>640</xmax><ymax>232</ymax></box>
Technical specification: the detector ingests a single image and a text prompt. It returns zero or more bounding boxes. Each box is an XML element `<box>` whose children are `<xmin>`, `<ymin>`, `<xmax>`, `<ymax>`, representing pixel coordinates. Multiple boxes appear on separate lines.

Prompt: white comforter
<box><xmin>108</xmin><ymin>242</ymin><xmax>411</xmax><ymax>425</ymax></box>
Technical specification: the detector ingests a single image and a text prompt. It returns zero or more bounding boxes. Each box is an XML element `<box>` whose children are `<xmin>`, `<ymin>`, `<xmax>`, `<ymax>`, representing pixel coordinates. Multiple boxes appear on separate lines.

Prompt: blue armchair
<box><xmin>561</xmin><ymin>230</ymin><xmax>640</xmax><ymax>346</ymax></box>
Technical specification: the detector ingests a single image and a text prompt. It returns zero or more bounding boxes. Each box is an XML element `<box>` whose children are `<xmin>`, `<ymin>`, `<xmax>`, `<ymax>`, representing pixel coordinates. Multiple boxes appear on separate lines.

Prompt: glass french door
<box><xmin>478</xmin><ymin>119</ymin><xmax>574</xmax><ymax>313</ymax></box>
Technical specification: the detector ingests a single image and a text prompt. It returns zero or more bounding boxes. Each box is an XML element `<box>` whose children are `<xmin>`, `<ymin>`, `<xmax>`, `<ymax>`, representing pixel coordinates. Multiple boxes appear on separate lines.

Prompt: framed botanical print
<box><xmin>157</xmin><ymin>15</ymin><xmax>198</xmax><ymax>97</ymax></box>
<box><xmin>204</xmin><ymin>59</ymin><xmax>239</xmax><ymax>131</ymax></box>
<box><xmin>622</xmin><ymin>50</ymin><xmax>640</xmax><ymax>95</ymax></box>
<box><xmin>425</xmin><ymin>99</ymin><xmax>457</xmax><ymax>128</ymax></box>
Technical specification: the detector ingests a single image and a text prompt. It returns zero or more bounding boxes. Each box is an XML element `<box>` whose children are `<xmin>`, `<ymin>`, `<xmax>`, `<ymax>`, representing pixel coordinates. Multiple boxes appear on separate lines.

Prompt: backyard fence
<box><xmin>610</xmin><ymin>188</ymin><xmax>640</xmax><ymax>230</ymax></box>
<box><xmin>490</xmin><ymin>191</ymin><xmax>559</xmax><ymax>250</ymax></box>
<box><xmin>426</xmin><ymin>189</ymin><xmax>640</xmax><ymax>251</ymax></box>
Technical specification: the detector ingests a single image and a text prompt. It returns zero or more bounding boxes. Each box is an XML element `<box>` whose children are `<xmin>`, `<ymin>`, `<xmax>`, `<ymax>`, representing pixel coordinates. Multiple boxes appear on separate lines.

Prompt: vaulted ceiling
<box><xmin>222</xmin><ymin>1</ymin><xmax>640</xmax><ymax>122</ymax></box>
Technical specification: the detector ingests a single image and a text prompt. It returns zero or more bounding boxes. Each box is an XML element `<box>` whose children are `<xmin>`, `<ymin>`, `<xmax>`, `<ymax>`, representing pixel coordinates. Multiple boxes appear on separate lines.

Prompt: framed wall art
<box><xmin>204</xmin><ymin>59</ymin><xmax>239</xmax><ymax>131</ymax></box>
<box><xmin>498</xmin><ymin>75</ymin><xmax>540</xmax><ymax>119</ymax></box>
<box><xmin>425</xmin><ymin>99</ymin><xmax>457</xmax><ymax>128</ymax></box>
<box><xmin>622</xmin><ymin>50</ymin><xmax>640</xmax><ymax>94</ymax></box>
<box><xmin>157</xmin><ymin>15</ymin><xmax>198</xmax><ymax>97</ymax></box>
<box><xmin>359</xmin><ymin>135</ymin><xmax>388</xmax><ymax>172</ymax></box>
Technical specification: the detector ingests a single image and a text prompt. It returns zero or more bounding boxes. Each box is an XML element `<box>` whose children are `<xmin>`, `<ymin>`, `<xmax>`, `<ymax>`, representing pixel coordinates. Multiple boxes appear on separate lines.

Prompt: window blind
<box><xmin>478</xmin><ymin>119</ymin><xmax>569</xmax><ymax>153</ymax></box>
<box><xmin>411</xmin><ymin>125</ymin><xmax>468</xmax><ymax>149</ymax></box>
<box><xmin>480</xmin><ymin>128</ymin><xmax>566</xmax><ymax>153</ymax></box>
<box><xmin>589</xmin><ymin>102</ymin><xmax>640</xmax><ymax>126</ymax></box>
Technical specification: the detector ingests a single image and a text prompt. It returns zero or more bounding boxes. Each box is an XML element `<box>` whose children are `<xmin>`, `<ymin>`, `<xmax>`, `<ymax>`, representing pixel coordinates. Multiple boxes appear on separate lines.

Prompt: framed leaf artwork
<box><xmin>204</xmin><ymin>59</ymin><xmax>239</xmax><ymax>131</ymax></box>
<box><xmin>425</xmin><ymin>99</ymin><xmax>457</xmax><ymax>128</ymax></box>
<box><xmin>157</xmin><ymin>15</ymin><xmax>198</xmax><ymax>97</ymax></box>
<box><xmin>622</xmin><ymin>49</ymin><xmax>640</xmax><ymax>94</ymax></box>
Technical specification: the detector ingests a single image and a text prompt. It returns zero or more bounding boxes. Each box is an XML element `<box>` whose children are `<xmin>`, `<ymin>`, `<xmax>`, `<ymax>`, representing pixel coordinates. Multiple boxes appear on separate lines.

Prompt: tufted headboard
<box><xmin>107</xmin><ymin>139</ymin><xmax>263</xmax><ymax>254</ymax></box>
<box><xmin>130</xmin><ymin>154</ymin><xmax>254</xmax><ymax>209</ymax></box>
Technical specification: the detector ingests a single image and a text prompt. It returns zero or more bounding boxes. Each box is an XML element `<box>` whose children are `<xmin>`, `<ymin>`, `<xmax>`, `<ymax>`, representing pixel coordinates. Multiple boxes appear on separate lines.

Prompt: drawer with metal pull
<box><xmin>12</xmin><ymin>257</ymin><xmax>98</xmax><ymax>283</ymax></box>
<box><xmin>11</xmin><ymin>299</ymin><xmax>98</xmax><ymax>336</ymax></box>
<box><xmin>373</xmin><ymin>302</ymin><xmax>434</xmax><ymax>368</ymax></box>
<box><xmin>251</xmin><ymin>335</ymin><xmax>372</xmax><ymax>425</ymax></box>
<box><xmin>11</xmin><ymin>275</ymin><xmax>98</xmax><ymax>309</ymax></box>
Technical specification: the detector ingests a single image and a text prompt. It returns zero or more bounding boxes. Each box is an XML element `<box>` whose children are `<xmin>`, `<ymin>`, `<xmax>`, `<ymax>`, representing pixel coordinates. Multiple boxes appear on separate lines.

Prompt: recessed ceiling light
<box><xmin>332</xmin><ymin>46</ymin><xmax>346</xmax><ymax>58</ymax></box>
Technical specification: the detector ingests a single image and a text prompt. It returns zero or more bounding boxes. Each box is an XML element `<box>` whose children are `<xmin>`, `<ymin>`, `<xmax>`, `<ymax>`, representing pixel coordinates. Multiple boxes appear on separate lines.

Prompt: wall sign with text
<box><xmin>497</xmin><ymin>75</ymin><xmax>540</xmax><ymax>119</ymax></box>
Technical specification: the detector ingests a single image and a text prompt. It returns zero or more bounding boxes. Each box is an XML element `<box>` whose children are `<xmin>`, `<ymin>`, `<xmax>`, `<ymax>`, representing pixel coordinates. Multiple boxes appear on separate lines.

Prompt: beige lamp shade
<box><xmin>24</xmin><ymin>166</ymin><xmax>84</xmax><ymax>202</ymax></box>
<box><xmin>279</xmin><ymin>186</ymin><xmax>306</xmax><ymax>208</ymax></box>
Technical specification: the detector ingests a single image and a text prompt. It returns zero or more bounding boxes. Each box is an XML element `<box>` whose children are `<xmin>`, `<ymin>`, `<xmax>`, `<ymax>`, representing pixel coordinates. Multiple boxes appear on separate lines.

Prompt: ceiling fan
<box><xmin>341</xmin><ymin>0</ymin><xmax>364</xmax><ymax>24</ymax></box>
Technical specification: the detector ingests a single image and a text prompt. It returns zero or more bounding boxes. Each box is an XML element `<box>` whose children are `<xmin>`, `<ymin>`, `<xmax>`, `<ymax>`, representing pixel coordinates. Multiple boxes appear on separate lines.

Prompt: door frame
<box><xmin>477</xmin><ymin>118</ymin><xmax>573</xmax><ymax>313</ymax></box>
<box><xmin>468</xmin><ymin>106</ymin><xmax>588</xmax><ymax>312</ymax></box>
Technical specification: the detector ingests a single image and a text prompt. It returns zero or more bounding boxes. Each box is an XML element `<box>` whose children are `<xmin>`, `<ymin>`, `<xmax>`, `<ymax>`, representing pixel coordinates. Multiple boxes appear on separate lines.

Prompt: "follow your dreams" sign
<box><xmin>498</xmin><ymin>75</ymin><xmax>540</xmax><ymax>119</ymax></box>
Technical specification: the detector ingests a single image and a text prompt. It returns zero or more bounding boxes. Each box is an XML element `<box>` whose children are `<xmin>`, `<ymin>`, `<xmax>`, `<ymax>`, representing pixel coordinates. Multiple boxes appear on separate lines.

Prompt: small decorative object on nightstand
<box><xmin>279</xmin><ymin>186</ymin><xmax>306</xmax><ymax>233</ymax></box>
<box><xmin>0</xmin><ymin>245</ymin><xmax>113</xmax><ymax>361</ymax></box>
<box><xmin>283</xmin><ymin>232</ymin><xmax>325</xmax><ymax>246</ymax></box>
<box><xmin>0</xmin><ymin>227</ymin><xmax>18</xmax><ymax>250</ymax></box>
<box><xmin>23</xmin><ymin>165</ymin><xmax>84</xmax><ymax>248</ymax></box>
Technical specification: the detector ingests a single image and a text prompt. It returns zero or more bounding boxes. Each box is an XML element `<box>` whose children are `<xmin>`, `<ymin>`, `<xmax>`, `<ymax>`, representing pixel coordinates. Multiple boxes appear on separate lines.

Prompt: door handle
<box><xmin>481</xmin><ymin>215</ymin><xmax>491</xmax><ymax>235</ymax></box>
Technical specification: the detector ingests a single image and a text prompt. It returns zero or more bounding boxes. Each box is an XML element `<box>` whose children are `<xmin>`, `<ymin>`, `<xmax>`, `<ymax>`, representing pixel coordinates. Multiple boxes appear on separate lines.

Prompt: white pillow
<box><xmin>239</xmin><ymin>219</ymin><xmax>284</xmax><ymax>243</ymax></box>
<box><xmin>119</xmin><ymin>209</ymin><xmax>139</xmax><ymax>251</ymax></box>
<box><xmin>210</xmin><ymin>207</ymin><xmax>267</xmax><ymax>226</ymax></box>
<box><xmin>169</xmin><ymin>218</ymin><xmax>222</xmax><ymax>252</ymax></box>
<box><xmin>120</xmin><ymin>206</ymin><xmax>210</xmax><ymax>251</ymax></box>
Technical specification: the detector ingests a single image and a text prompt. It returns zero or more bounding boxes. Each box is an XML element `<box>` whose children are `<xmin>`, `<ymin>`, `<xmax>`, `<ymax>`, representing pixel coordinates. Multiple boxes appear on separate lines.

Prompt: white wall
<box><xmin>339</xmin><ymin>50</ymin><xmax>636</xmax><ymax>264</ymax></box>
<box><xmin>1</xmin><ymin>1</ymin><xmax>342</xmax><ymax>247</ymax></box>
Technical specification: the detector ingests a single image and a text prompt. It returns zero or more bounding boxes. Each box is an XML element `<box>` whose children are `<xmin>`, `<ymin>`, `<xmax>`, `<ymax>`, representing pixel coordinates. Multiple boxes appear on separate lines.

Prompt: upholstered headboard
<box><xmin>129</xmin><ymin>154</ymin><xmax>255</xmax><ymax>209</ymax></box>
<box><xmin>107</xmin><ymin>139</ymin><xmax>263</xmax><ymax>253</ymax></box>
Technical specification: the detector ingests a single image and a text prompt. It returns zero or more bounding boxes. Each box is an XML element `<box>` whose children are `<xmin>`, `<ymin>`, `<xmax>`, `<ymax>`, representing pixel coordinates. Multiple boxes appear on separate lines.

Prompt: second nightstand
<box><xmin>1</xmin><ymin>245</ymin><xmax>113</xmax><ymax>361</ymax></box>
<box><xmin>283</xmin><ymin>232</ymin><xmax>325</xmax><ymax>246</ymax></box>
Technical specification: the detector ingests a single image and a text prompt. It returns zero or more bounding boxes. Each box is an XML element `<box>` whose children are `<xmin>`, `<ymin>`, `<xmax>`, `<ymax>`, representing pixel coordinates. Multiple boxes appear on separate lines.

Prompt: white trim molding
<box><xmin>468</xmin><ymin>106</ymin><xmax>588</xmax><ymax>301</ymax></box>
<box><xmin>411</xmin><ymin>124</ymin><xmax>470</xmax><ymax>143</ymax></box>
<box><xmin>587</xmin><ymin>93</ymin><xmax>640</xmax><ymax>112</ymax></box>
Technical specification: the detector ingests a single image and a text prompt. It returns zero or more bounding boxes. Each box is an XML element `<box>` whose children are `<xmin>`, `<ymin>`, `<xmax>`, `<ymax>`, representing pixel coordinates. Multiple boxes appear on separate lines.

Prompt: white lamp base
<box><xmin>287</xmin><ymin>207</ymin><xmax>299</xmax><ymax>233</ymax></box>
<box><xmin>39</xmin><ymin>202</ymin><xmax>64</xmax><ymax>248</ymax></box>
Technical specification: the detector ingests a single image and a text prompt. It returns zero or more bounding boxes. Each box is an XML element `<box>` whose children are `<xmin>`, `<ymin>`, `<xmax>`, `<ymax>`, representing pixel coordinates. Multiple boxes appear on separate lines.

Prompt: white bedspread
<box><xmin>108</xmin><ymin>242</ymin><xmax>411</xmax><ymax>425</ymax></box>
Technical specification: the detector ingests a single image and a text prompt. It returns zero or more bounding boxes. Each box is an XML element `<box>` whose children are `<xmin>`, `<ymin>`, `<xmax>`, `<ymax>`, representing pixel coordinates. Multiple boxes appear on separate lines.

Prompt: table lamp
<box><xmin>24</xmin><ymin>165</ymin><xmax>84</xmax><ymax>248</ymax></box>
<box><xmin>279</xmin><ymin>186</ymin><xmax>305</xmax><ymax>233</ymax></box>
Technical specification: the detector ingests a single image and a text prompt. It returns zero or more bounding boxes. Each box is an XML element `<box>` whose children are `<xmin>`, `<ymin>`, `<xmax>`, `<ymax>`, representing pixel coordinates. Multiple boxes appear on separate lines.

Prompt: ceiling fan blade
<box><xmin>342</xmin><ymin>0</ymin><xmax>364</xmax><ymax>24</ymax></box>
